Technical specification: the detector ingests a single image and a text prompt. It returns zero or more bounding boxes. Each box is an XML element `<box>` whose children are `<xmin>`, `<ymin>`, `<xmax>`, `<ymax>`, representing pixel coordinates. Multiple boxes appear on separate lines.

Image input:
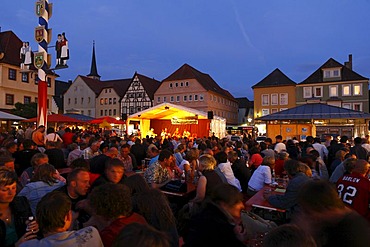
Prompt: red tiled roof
<box><xmin>0</xmin><ymin>30</ymin><xmax>22</xmax><ymax>66</ymax></box>
<box><xmin>163</xmin><ymin>63</ymin><xmax>236</xmax><ymax>101</ymax></box>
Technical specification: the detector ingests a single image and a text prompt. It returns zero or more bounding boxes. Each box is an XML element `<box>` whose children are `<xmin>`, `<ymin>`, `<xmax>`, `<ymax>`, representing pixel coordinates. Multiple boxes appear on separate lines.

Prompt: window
<box><xmin>271</xmin><ymin>94</ymin><xmax>278</xmax><ymax>105</ymax></box>
<box><xmin>100</xmin><ymin>98</ymin><xmax>104</xmax><ymax>105</ymax></box>
<box><xmin>189</xmin><ymin>95</ymin><xmax>193</xmax><ymax>101</ymax></box>
<box><xmin>353</xmin><ymin>103</ymin><xmax>362</xmax><ymax>111</ymax></box>
<box><xmin>170</xmin><ymin>96</ymin><xmax>174</xmax><ymax>102</ymax></box>
<box><xmin>214</xmin><ymin>96</ymin><xmax>216</xmax><ymax>101</ymax></box>
<box><xmin>314</xmin><ymin>86</ymin><xmax>323</xmax><ymax>97</ymax></box>
<box><xmin>185</xmin><ymin>81</ymin><xmax>189</xmax><ymax>87</ymax></box>
<box><xmin>175</xmin><ymin>82</ymin><xmax>178</xmax><ymax>87</ymax></box>
<box><xmin>169</xmin><ymin>83</ymin><xmax>173</xmax><ymax>88</ymax></box>
<box><xmin>113</xmin><ymin>109</ymin><xmax>116</xmax><ymax>115</ymax></box>
<box><xmin>342</xmin><ymin>85</ymin><xmax>351</xmax><ymax>96</ymax></box>
<box><xmin>81</xmin><ymin>110</ymin><xmax>84</xmax><ymax>115</ymax></box>
<box><xmin>101</xmin><ymin>110</ymin><xmax>103</xmax><ymax>116</ymax></box>
<box><xmin>74</xmin><ymin>98</ymin><xmax>77</xmax><ymax>104</ymax></box>
<box><xmin>329</xmin><ymin>85</ymin><xmax>338</xmax><ymax>97</ymax></box>
<box><xmin>24</xmin><ymin>96</ymin><xmax>31</xmax><ymax>104</ymax></box>
<box><xmin>88</xmin><ymin>97</ymin><xmax>91</xmax><ymax>103</ymax></box>
<box><xmin>323</xmin><ymin>69</ymin><xmax>341</xmax><ymax>78</ymax></box>
<box><xmin>271</xmin><ymin>108</ymin><xmax>278</xmax><ymax>114</ymax></box>
<box><xmin>113</xmin><ymin>98</ymin><xmax>117</xmax><ymax>104</ymax></box>
<box><xmin>342</xmin><ymin>103</ymin><xmax>351</xmax><ymax>109</ymax></box>
<box><xmin>183</xmin><ymin>95</ymin><xmax>187</xmax><ymax>102</ymax></box>
<box><xmin>105</xmin><ymin>98</ymin><xmax>108</xmax><ymax>104</ymax></box>
<box><xmin>353</xmin><ymin>84</ymin><xmax>362</xmax><ymax>96</ymax></box>
<box><xmin>109</xmin><ymin>98</ymin><xmax>112</xmax><ymax>105</ymax></box>
<box><xmin>262</xmin><ymin>109</ymin><xmax>269</xmax><ymax>116</ymax></box>
<box><xmin>333</xmin><ymin>70</ymin><xmax>340</xmax><ymax>77</ymax></box>
<box><xmin>22</xmin><ymin>73</ymin><xmax>29</xmax><ymax>83</ymax></box>
<box><xmin>81</xmin><ymin>98</ymin><xmax>84</xmax><ymax>104</ymax></box>
<box><xmin>8</xmin><ymin>69</ymin><xmax>16</xmax><ymax>80</ymax></box>
<box><xmin>180</xmin><ymin>82</ymin><xmax>184</xmax><ymax>87</ymax></box>
<box><xmin>194</xmin><ymin>95</ymin><xmax>198</xmax><ymax>101</ymax></box>
<box><xmin>261</xmin><ymin>94</ymin><xmax>269</xmax><ymax>106</ymax></box>
<box><xmin>303</xmin><ymin>87</ymin><xmax>312</xmax><ymax>98</ymax></box>
<box><xmin>163</xmin><ymin>96</ymin><xmax>167</xmax><ymax>102</ymax></box>
<box><xmin>157</xmin><ymin>97</ymin><xmax>160</xmax><ymax>103</ymax></box>
<box><xmin>109</xmin><ymin>109</ymin><xmax>112</xmax><ymax>116</ymax></box>
<box><xmin>5</xmin><ymin>94</ymin><xmax>14</xmax><ymax>105</ymax></box>
<box><xmin>68</xmin><ymin>98</ymin><xmax>71</xmax><ymax>105</ymax></box>
<box><xmin>324</xmin><ymin>71</ymin><xmax>331</xmax><ymax>78</ymax></box>
<box><xmin>279</xmin><ymin>93</ymin><xmax>288</xmax><ymax>105</ymax></box>
<box><xmin>199</xmin><ymin>94</ymin><xmax>204</xmax><ymax>101</ymax></box>
<box><xmin>88</xmin><ymin>110</ymin><xmax>91</xmax><ymax>116</ymax></box>
<box><xmin>105</xmin><ymin>110</ymin><xmax>108</xmax><ymax>115</ymax></box>
<box><xmin>176</xmin><ymin>96</ymin><xmax>180</xmax><ymax>102</ymax></box>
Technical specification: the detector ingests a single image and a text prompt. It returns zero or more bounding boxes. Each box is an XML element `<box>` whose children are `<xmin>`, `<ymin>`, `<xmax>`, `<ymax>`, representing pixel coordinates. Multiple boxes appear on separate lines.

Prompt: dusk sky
<box><xmin>2</xmin><ymin>0</ymin><xmax>370</xmax><ymax>100</ymax></box>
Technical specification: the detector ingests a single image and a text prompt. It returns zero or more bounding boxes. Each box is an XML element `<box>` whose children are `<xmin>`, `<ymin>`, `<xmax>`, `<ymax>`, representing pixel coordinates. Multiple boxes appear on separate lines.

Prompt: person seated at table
<box><xmin>21</xmin><ymin>191</ymin><xmax>103</xmax><ymax>247</ymax></box>
<box><xmin>247</xmin><ymin>156</ymin><xmax>275</xmax><ymax>197</ymax></box>
<box><xmin>191</xmin><ymin>154</ymin><xmax>223</xmax><ymax>203</ymax></box>
<box><xmin>265</xmin><ymin>159</ymin><xmax>310</xmax><ymax>214</ymax></box>
<box><xmin>329</xmin><ymin>155</ymin><xmax>357</xmax><ymax>184</ymax></box>
<box><xmin>0</xmin><ymin>156</ymin><xmax>15</xmax><ymax>171</ymax></box>
<box><xmin>0</xmin><ymin>167</ymin><xmax>39</xmax><ymax>247</ymax></box>
<box><xmin>179</xmin><ymin>148</ymin><xmax>199</xmax><ymax>182</ymax></box>
<box><xmin>117</xmin><ymin>144</ymin><xmax>135</xmax><ymax>172</ymax></box>
<box><xmin>123</xmin><ymin>174</ymin><xmax>150</xmax><ymax>212</ymax></box>
<box><xmin>136</xmin><ymin>189</ymin><xmax>179</xmax><ymax>247</ymax></box>
<box><xmin>263</xmin><ymin>224</ymin><xmax>316</xmax><ymax>247</ymax></box>
<box><xmin>18</xmin><ymin>163</ymin><xmax>65</xmax><ymax>215</ymax></box>
<box><xmin>184</xmin><ymin>183</ymin><xmax>246</xmax><ymax>247</ymax></box>
<box><xmin>112</xmin><ymin>223</ymin><xmax>170</xmax><ymax>247</ymax></box>
<box><xmin>69</xmin><ymin>158</ymin><xmax>100</xmax><ymax>185</ymax></box>
<box><xmin>294</xmin><ymin>180</ymin><xmax>370</xmax><ymax>247</ymax></box>
<box><xmin>228</xmin><ymin>150</ymin><xmax>251</xmax><ymax>193</ymax></box>
<box><xmin>44</xmin><ymin>141</ymin><xmax>66</xmax><ymax>169</ymax></box>
<box><xmin>336</xmin><ymin>159</ymin><xmax>370</xmax><ymax>221</ymax></box>
<box><xmin>174</xmin><ymin>144</ymin><xmax>186</xmax><ymax>167</ymax></box>
<box><xmin>91</xmin><ymin>158</ymin><xmax>127</xmax><ymax>189</ymax></box>
<box><xmin>147</xmin><ymin>144</ymin><xmax>160</xmax><ymax>167</ymax></box>
<box><xmin>214</xmin><ymin>152</ymin><xmax>242</xmax><ymax>191</ymax></box>
<box><xmin>249</xmin><ymin>146</ymin><xmax>263</xmax><ymax>173</ymax></box>
<box><xmin>274</xmin><ymin>151</ymin><xmax>289</xmax><ymax>177</ymax></box>
<box><xmin>89</xmin><ymin>147</ymin><xmax>119</xmax><ymax>175</ymax></box>
<box><xmin>88</xmin><ymin>183</ymin><xmax>147</xmax><ymax>247</ymax></box>
<box><xmin>144</xmin><ymin>150</ymin><xmax>174</xmax><ymax>188</ymax></box>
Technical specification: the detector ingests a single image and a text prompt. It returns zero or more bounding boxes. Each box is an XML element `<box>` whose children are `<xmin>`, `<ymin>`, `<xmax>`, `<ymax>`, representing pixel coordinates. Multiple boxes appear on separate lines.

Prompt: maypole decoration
<box><xmin>34</xmin><ymin>0</ymin><xmax>52</xmax><ymax>127</ymax></box>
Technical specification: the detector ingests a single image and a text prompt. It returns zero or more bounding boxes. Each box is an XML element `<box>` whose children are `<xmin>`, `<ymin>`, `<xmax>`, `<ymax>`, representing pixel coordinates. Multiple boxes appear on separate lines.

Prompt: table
<box><xmin>161</xmin><ymin>181</ymin><xmax>196</xmax><ymax>197</ymax></box>
<box><xmin>245</xmin><ymin>186</ymin><xmax>286</xmax><ymax>213</ymax></box>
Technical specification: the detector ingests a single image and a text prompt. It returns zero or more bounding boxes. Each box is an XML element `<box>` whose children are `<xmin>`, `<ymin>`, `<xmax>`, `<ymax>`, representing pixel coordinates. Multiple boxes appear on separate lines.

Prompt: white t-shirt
<box><xmin>218</xmin><ymin>162</ymin><xmax>242</xmax><ymax>191</ymax></box>
<box><xmin>248</xmin><ymin>165</ymin><xmax>272</xmax><ymax>191</ymax></box>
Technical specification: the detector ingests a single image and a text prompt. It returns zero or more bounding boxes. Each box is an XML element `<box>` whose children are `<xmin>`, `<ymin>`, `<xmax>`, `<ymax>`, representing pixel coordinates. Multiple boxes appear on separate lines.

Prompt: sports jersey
<box><xmin>337</xmin><ymin>173</ymin><xmax>370</xmax><ymax>221</ymax></box>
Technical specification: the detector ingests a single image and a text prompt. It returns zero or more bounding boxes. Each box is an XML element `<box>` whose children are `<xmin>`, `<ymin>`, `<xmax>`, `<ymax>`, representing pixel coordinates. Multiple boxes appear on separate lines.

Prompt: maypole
<box><xmin>35</xmin><ymin>0</ymin><xmax>52</xmax><ymax>127</ymax></box>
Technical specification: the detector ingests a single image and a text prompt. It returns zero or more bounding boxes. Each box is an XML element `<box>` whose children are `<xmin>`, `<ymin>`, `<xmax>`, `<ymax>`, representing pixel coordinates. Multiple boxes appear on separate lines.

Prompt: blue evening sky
<box><xmin>1</xmin><ymin>0</ymin><xmax>370</xmax><ymax>100</ymax></box>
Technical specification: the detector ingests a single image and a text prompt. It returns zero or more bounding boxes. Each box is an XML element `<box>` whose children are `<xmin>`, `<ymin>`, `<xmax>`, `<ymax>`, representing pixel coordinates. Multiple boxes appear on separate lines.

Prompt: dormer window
<box><xmin>323</xmin><ymin>69</ymin><xmax>341</xmax><ymax>79</ymax></box>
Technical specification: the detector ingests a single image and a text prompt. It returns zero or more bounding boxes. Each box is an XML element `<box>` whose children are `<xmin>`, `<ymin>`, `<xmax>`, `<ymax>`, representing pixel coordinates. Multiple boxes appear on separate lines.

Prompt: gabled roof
<box><xmin>104</xmin><ymin>79</ymin><xmax>131</xmax><ymax>98</ymax></box>
<box><xmin>236</xmin><ymin>97</ymin><xmax>254</xmax><ymax>109</ymax></box>
<box><xmin>136</xmin><ymin>73</ymin><xmax>161</xmax><ymax>100</ymax></box>
<box><xmin>78</xmin><ymin>75</ymin><xmax>106</xmax><ymax>95</ymax></box>
<box><xmin>0</xmin><ymin>31</ymin><xmax>22</xmax><ymax>66</ymax></box>
<box><xmin>257</xmin><ymin>103</ymin><xmax>370</xmax><ymax>120</ymax></box>
<box><xmin>54</xmin><ymin>80</ymin><xmax>72</xmax><ymax>110</ymax></box>
<box><xmin>300</xmin><ymin>58</ymin><xmax>368</xmax><ymax>84</ymax></box>
<box><xmin>252</xmin><ymin>68</ymin><xmax>296</xmax><ymax>88</ymax></box>
<box><xmin>163</xmin><ymin>63</ymin><xmax>236</xmax><ymax>101</ymax></box>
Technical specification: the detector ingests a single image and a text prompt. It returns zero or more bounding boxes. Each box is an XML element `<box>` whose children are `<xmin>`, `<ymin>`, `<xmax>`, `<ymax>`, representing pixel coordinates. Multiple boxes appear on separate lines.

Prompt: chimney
<box><xmin>344</xmin><ymin>54</ymin><xmax>352</xmax><ymax>70</ymax></box>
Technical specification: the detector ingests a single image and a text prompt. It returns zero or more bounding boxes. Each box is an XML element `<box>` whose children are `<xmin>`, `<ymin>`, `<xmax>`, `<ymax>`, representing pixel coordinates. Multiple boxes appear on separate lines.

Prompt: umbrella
<box><xmin>23</xmin><ymin>114</ymin><xmax>85</xmax><ymax>123</ymax></box>
<box><xmin>0</xmin><ymin>111</ymin><xmax>25</xmax><ymax>121</ymax></box>
<box><xmin>89</xmin><ymin>116</ymin><xmax>125</xmax><ymax>125</ymax></box>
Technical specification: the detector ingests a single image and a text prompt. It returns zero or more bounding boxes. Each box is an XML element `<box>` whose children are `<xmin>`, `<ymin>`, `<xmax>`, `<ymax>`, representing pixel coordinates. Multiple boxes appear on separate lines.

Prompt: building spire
<box><xmin>87</xmin><ymin>40</ymin><xmax>101</xmax><ymax>80</ymax></box>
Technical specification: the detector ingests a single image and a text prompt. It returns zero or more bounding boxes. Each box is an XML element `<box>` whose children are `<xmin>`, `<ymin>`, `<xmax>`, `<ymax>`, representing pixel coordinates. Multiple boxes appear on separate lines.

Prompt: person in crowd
<box><xmin>130</xmin><ymin>138</ymin><xmax>146</xmax><ymax>167</ymax></box>
<box><xmin>67</xmin><ymin>143</ymin><xmax>82</xmax><ymax>166</ymax></box>
<box><xmin>336</xmin><ymin>159</ymin><xmax>370</xmax><ymax>221</ymax></box>
<box><xmin>117</xmin><ymin>144</ymin><xmax>134</xmax><ymax>172</ymax></box>
<box><xmin>260</xmin><ymin>141</ymin><xmax>275</xmax><ymax>158</ymax></box>
<box><xmin>0</xmin><ymin>167</ymin><xmax>39</xmax><ymax>247</ymax></box>
<box><xmin>263</xmin><ymin>224</ymin><xmax>316</xmax><ymax>247</ymax></box>
<box><xmin>274</xmin><ymin>135</ymin><xmax>286</xmax><ymax>154</ymax></box>
<box><xmin>298</xmin><ymin>163</ymin><xmax>312</xmax><ymax>178</ymax></box>
<box><xmin>81</xmin><ymin>140</ymin><xmax>101</xmax><ymax>160</ymax></box>
<box><xmin>184</xmin><ymin>183</ymin><xmax>246</xmax><ymax>247</ymax></box>
<box><xmin>44</xmin><ymin>127</ymin><xmax>63</xmax><ymax>144</ymax></box>
<box><xmin>228</xmin><ymin>150</ymin><xmax>251</xmax><ymax>193</ymax></box>
<box><xmin>91</xmin><ymin>158</ymin><xmax>126</xmax><ymax>189</ymax></box>
<box><xmin>214</xmin><ymin>151</ymin><xmax>241</xmax><ymax>191</ymax></box>
<box><xmin>308</xmin><ymin>150</ymin><xmax>329</xmax><ymax>180</ymax></box>
<box><xmin>21</xmin><ymin>191</ymin><xmax>103</xmax><ymax>247</ymax></box>
<box><xmin>174</xmin><ymin>144</ymin><xmax>186</xmax><ymax>167</ymax></box>
<box><xmin>112</xmin><ymin>223</ymin><xmax>170</xmax><ymax>247</ymax></box>
<box><xmin>247</xmin><ymin>156</ymin><xmax>275</xmax><ymax>197</ymax></box>
<box><xmin>88</xmin><ymin>183</ymin><xmax>147</xmax><ymax>247</ymax></box>
<box><xmin>0</xmin><ymin>141</ymin><xmax>18</xmax><ymax>158</ymax></box>
<box><xmin>330</xmin><ymin>149</ymin><xmax>348</xmax><ymax>175</ymax></box>
<box><xmin>89</xmin><ymin>147</ymin><xmax>118</xmax><ymax>174</ymax></box>
<box><xmin>13</xmin><ymin>139</ymin><xmax>40</xmax><ymax>176</ymax></box>
<box><xmin>31</xmin><ymin>125</ymin><xmax>45</xmax><ymax>150</ymax></box>
<box><xmin>136</xmin><ymin>189</ymin><xmax>179</xmax><ymax>247</ymax></box>
<box><xmin>24</xmin><ymin>124</ymin><xmax>36</xmax><ymax>140</ymax></box>
<box><xmin>147</xmin><ymin>144</ymin><xmax>160</xmax><ymax>167</ymax></box>
<box><xmin>61</xmin><ymin>127</ymin><xmax>74</xmax><ymax>148</ymax></box>
<box><xmin>44</xmin><ymin>141</ymin><xmax>66</xmax><ymax>169</ymax></box>
<box><xmin>286</xmin><ymin>139</ymin><xmax>300</xmax><ymax>160</ymax></box>
<box><xmin>294</xmin><ymin>180</ymin><xmax>370</xmax><ymax>247</ymax></box>
<box><xmin>18</xmin><ymin>163</ymin><xmax>65</xmax><ymax>215</ymax></box>
<box><xmin>0</xmin><ymin>156</ymin><xmax>15</xmax><ymax>171</ymax></box>
<box><xmin>350</xmin><ymin>137</ymin><xmax>369</xmax><ymax>161</ymax></box>
<box><xmin>19</xmin><ymin>153</ymin><xmax>48</xmax><ymax>188</ymax></box>
<box><xmin>265</xmin><ymin>159</ymin><xmax>310</xmax><ymax>213</ymax></box>
<box><xmin>249</xmin><ymin>146</ymin><xmax>263</xmax><ymax>173</ymax></box>
<box><xmin>123</xmin><ymin>174</ymin><xmax>150</xmax><ymax>212</ymax></box>
<box><xmin>274</xmin><ymin>151</ymin><xmax>289</xmax><ymax>177</ymax></box>
<box><xmin>327</xmin><ymin>136</ymin><xmax>349</xmax><ymax>166</ymax></box>
<box><xmin>144</xmin><ymin>150</ymin><xmax>174</xmax><ymax>188</ymax></box>
<box><xmin>312</xmin><ymin>137</ymin><xmax>328</xmax><ymax>162</ymax></box>
<box><xmin>191</xmin><ymin>154</ymin><xmax>223</xmax><ymax>203</ymax></box>
<box><xmin>329</xmin><ymin>156</ymin><xmax>357</xmax><ymax>184</ymax></box>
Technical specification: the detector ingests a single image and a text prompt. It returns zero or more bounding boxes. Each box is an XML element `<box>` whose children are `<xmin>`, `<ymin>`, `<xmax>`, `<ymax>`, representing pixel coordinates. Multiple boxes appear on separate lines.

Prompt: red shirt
<box><xmin>62</xmin><ymin>132</ymin><xmax>74</xmax><ymax>147</ymax></box>
<box><xmin>337</xmin><ymin>173</ymin><xmax>370</xmax><ymax>221</ymax></box>
<box><xmin>274</xmin><ymin>159</ymin><xmax>285</xmax><ymax>177</ymax></box>
<box><xmin>100</xmin><ymin>212</ymin><xmax>147</xmax><ymax>247</ymax></box>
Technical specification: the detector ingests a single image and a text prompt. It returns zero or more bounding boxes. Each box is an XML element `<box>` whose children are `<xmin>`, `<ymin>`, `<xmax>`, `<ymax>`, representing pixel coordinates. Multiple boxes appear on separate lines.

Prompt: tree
<box><xmin>11</xmin><ymin>102</ymin><xmax>37</xmax><ymax>118</ymax></box>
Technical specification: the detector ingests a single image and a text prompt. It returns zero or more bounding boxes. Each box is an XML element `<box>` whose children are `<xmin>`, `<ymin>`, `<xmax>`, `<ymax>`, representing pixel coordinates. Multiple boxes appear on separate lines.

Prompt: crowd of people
<box><xmin>0</xmin><ymin>124</ymin><xmax>369</xmax><ymax>246</ymax></box>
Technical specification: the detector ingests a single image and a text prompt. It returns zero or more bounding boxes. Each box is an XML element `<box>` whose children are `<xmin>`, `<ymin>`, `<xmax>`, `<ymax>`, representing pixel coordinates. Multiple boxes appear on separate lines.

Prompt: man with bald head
<box><xmin>336</xmin><ymin>159</ymin><xmax>370</xmax><ymax>221</ymax></box>
<box><xmin>89</xmin><ymin>147</ymin><xmax>119</xmax><ymax>174</ymax></box>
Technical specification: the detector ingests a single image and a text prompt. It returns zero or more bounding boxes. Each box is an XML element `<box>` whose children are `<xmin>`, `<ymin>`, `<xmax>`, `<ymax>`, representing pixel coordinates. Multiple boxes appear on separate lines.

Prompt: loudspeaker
<box><xmin>121</xmin><ymin>113</ymin><xmax>128</xmax><ymax>120</ymax></box>
<box><xmin>207</xmin><ymin>111</ymin><xmax>213</xmax><ymax>119</ymax></box>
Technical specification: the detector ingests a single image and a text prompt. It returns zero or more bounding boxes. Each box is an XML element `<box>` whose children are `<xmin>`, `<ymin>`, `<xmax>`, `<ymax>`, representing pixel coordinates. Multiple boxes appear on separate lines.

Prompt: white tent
<box><xmin>128</xmin><ymin>103</ymin><xmax>226</xmax><ymax>138</ymax></box>
<box><xmin>0</xmin><ymin>111</ymin><xmax>25</xmax><ymax>120</ymax></box>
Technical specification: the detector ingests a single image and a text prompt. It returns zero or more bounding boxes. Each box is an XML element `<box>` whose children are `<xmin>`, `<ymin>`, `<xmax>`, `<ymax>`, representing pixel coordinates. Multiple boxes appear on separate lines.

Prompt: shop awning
<box><xmin>256</xmin><ymin>103</ymin><xmax>370</xmax><ymax>121</ymax></box>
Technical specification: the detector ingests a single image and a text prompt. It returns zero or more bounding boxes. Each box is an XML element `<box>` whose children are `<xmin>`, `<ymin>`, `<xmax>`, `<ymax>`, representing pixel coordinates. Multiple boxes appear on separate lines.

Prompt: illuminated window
<box><xmin>342</xmin><ymin>85</ymin><xmax>351</xmax><ymax>96</ymax></box>
<box><xmin>329</xmin><ymin>85</ymin><xmax>338</xmax><ymax>97</ymax></box>
<box><xmin>353</xmin><ymin>84</ymin><xmax>362</xmax><ymax>96</ymax></box>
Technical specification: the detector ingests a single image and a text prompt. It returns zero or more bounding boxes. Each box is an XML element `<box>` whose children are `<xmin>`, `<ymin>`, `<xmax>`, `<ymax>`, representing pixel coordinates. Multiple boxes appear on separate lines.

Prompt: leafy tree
<box><xmin>11</xmin><ymin>102</ymin><xmax>37</xmax><ymax>118</ymax></box>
